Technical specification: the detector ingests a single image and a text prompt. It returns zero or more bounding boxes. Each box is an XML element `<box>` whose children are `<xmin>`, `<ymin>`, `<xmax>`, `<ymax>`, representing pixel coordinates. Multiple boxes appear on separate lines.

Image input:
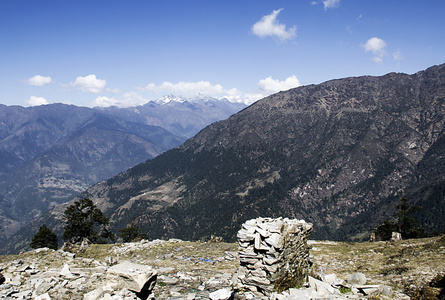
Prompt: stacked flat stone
<box><xmin>236</xmin><ymin>217</ymin><xmax>313</xmax><ymax>295</ymax></box>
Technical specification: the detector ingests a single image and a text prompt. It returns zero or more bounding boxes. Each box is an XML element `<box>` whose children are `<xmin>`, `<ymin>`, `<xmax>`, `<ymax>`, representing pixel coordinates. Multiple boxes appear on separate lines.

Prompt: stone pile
<box><xmin>236</xmin><ymin>217</ymin><xmax>313</xmax><ymax>295</ymax></box>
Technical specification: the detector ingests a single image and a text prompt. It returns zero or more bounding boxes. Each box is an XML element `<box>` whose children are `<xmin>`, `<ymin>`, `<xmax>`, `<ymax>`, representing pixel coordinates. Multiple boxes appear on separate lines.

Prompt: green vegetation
<box><xmin>339</xmin><ymin>286</ymin><xmax>352</xmax><ymax>294</ymax></box>
<box><xmin>396</xmin><ymin>197</ymin><xmax>427</xmax><ymax>239</ymax></box>
<box><xmin>374</xmin><ymin>220</ymin><xmax>398</xmax><ymax>241</ymax></box>
<box><xmin>413</xmin><ymin>274</ymin><xmax>445</xmax><ymax>300</ymax></box>
<box><xmin>29</xmin><ymin>224</ymin><xmax>58</xmax><ymax>250</ymax></box>
<box><xmin>118</xmin><ymin>225</ymin><xmax>147</xmax><ymax>242</ymax></box>
<box><xmin>374</xmin><ymin>197</ymin><xmax>427</xmax><ymax>241</ymax></box>
<box><xmin>62</xmin><ymin>198</ymin><xmax>113</xmax><ymax>244</ymax></box>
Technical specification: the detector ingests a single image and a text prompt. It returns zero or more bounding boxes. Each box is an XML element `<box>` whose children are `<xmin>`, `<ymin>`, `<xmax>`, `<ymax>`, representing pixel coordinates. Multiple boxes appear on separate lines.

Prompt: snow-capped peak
<box><xmin>154</xmin><ymin>94</ymin><xmax>186</xmax><ymax>104</ymax></box>
<box><xmin>147</xmin><ymin>94</ymin><xmax>250</xmax><ymax>106</ymax></box>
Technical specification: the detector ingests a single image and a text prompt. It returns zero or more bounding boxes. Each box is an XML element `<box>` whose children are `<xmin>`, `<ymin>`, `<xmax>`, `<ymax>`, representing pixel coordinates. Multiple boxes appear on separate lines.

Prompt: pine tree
<box><xmin>62</xmin><ymin>198</ymin><xmax>111</xmax><ymax>244</ymax></box>
<box><xmin>118</xmin><ymin>225</ymin><xmax>147</xmax><ymax>242</ymax></box>
<box><xmin>374</xmin><ymin>196</ymin><xmax>427</xmax><ymax>241</ymax></box>
<box><xmin>396</xmin><ymin>196</ymin><xmax>426</xmax><ymax>239</ymax></box>
<box><xmin>30</xmin><ymin>224</ymin><xmax>58</xmax><ymax>250</ymax></box>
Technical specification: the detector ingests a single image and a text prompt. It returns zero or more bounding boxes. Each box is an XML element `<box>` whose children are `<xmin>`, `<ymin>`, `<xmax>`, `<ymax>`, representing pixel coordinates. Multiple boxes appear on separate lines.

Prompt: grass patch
<box><xmin>380</xmin><ymin>266</ymin><xmax>409</xmax><ymax>276</ymax></box>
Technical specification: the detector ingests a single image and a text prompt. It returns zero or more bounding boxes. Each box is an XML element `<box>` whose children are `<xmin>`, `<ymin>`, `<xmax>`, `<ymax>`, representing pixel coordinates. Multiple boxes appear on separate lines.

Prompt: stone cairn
<box><xmin>236</xmin><ymin>217</ymin><xmax>313</xmax><ymax>296</ymax></box>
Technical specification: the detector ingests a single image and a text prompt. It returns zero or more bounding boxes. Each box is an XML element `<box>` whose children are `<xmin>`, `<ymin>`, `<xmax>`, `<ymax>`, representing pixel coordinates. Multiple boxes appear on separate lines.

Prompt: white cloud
<box><xmin>122</xmin><ymin>91</ymin><xmax>150</xmax><ymax>107</ymax></box>
<box><xmin>323</xmin><ymin>0</ymin><xmax>340</xmax><ymax>10</ymax></box>
<box><xmin>72</xmin><ymin>74</ymin><xmax>106</xmax><ymax>93</ymax></box>
<box><xmin>143</xmin><ymin>80</ymin><xmax>226</xmax><ymax>98</ymax></box>
<box><xmin>364</xmin><ymin>37</ymin><xmax>386</xmax><ymax>53</ymax></box>
<box><xmin>90</xmin><ymin>92</ymin><xmax>149</xmax><ymax>108</ymax></box>
<box><xmin>26</xmin><ymin>96</ymin><xmax>48</xmax><ymax>106</ymax></box>
<box><xmin>226</xmin><ymin>75</ymin><xmax>301</xmax><ymax>105</ymax></box>
<box><xmin>92</xmin><ymin>96</ymin><xmax>119</xmax><ymax>107</ymax></box>
<box><xmin>251</xmin><ymin>9</ymin><xmax>297</xmax><ymax>42</ymax></box>
<box><xmin>363</xmin><ymin>37</ymin><xmax>387</xmax><ymax>63</ymax></box>
<box><xmin>27</xmin><ymin>75</ymin><xmax>52</xmax><ymax>86</ymax></box>
<box><xmin>258</xmin><ymin>75</ymin><xmax>301</xmax><ymax>93</ymax></box>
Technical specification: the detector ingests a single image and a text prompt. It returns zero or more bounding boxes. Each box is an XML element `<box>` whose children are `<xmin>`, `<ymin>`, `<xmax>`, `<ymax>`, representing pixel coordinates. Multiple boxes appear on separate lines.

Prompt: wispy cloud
<box><xmin>27</xmin><ymin>75</ymin><xmax>52</xmax><ymax>86</ymax></box>
<box><xmin>323</xmin><ymin>0</ymin><xmax>340</xmax><ymax>10</ymax></box>
<box><xmin>71</xmin><ymin>74</ymin><xmax>106</xmax><ymax>93</ymax></box>
<box><xmin>252</xmin><ymin>9</ymin><xmax>297</xmax><ymax>42</ymax></box>
<box><xmin>393</xmin><ymin>49</ymin><xmax>403</xmax><ymax>61</ymax></box>
<box><xmin>26</xmin><ymin>96</ymin><xmax>48</xmax><ymax>106</ymax></box>
<box><xmin>363</xmin><ymin>37</ymin><xmax>387</xmax><ymax>63</ymax></box>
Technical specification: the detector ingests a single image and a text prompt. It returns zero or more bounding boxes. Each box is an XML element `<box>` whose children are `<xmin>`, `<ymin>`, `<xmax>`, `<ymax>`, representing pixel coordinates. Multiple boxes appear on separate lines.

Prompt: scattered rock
<box><xmin>0</xmin><ymin>222</ymin><xmax>439</xmax><ymax>299</ymax></box>
<box><xmin>80</xmin><ymin>237</ymin><xmax>92</xmax><ymax>250</ymax></box>
<box><xmin>209</xmin><ymin>235</ymin><xmax>224</xmax><ymax>243</ymax></box>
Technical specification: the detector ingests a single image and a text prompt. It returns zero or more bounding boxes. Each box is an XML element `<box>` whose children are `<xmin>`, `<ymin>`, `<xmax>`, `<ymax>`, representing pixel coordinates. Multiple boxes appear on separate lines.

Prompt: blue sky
<box><xmin>1</xmin><ymin>0</ymin><xmax>444</xmax><ymax>107</ymax></box>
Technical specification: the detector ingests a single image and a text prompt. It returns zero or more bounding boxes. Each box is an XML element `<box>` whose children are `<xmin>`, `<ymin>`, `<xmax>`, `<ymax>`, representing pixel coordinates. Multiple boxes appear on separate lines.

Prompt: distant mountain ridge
<box><xmin>4</xmin><ymin>64</ymin><xmax>445</xmax><ymax>254</ymax></box>
<box><xmin>97</xmin><ymin>95</ymin><xmax>247</xmax><ymax>138</ymax></box>
<box><xmin>0</xmin><ymin>97</ymin><xmax>246</xmax><ymax>244</ymax></box>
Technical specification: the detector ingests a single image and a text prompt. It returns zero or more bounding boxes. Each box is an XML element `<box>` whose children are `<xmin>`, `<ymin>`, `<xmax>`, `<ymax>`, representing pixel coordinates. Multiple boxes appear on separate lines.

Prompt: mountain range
<box><xmin>0</xmin><ymin>97</ymin><xmax>246</xmax><ymax>246</ymax></box>
<box><xmin>3</xmin><ymin>64</ymin><xmax>445</xmax><ymax>254</ymax></box>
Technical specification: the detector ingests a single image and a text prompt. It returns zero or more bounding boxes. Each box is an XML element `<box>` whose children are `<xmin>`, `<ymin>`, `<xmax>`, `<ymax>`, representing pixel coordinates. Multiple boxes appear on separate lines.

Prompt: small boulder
<box><xmin>391</xmin><ymin>232</ymin><xmax>402</xmax><ymax>242</ymax></box>
<box><xmin>83</xmin><ymin>285</ymin><xmax>114</xmax><ymax>300</ymax></box>
<box><xmin>209</xmin><ymin>288</ymin><xmax>233</xmax><ymax>300</ymax></box>
<box><xmin>35</xmin><ymin>293</ymin><xmax>51</xmax><ymax>300</ymax></box>
<box><xmin>60</xmin><ymin>263</ymin><xmax>72</xmax><ymax>277</ymax></box>
<box><xmin>106</xmin><ymin>261</ymin><xmax>157</xmax><ymax>294</ymax></box>
<box><xmin>308</xmin><ymin>276</ymin><xmax>336</xmax><ymax>296</ymax></box>
<box><xmin>347</xmin><ymin>272</ymin><xmax>367</xmax><ymax>285</ymax></box>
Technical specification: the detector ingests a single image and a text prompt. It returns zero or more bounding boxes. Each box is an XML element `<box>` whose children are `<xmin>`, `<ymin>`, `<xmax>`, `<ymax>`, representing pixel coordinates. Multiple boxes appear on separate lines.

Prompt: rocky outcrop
<box><xmin>236</xmin><ymin>217</ymin><xmax>313</xmax><ymax>295</ymax></box>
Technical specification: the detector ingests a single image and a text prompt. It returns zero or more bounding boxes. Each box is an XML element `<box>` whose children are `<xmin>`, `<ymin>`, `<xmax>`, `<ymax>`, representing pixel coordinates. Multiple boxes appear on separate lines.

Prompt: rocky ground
<box><xmin>0</xmin><ymin>235</ymin><xmax>444</xmax><ymax>299</ymax></box>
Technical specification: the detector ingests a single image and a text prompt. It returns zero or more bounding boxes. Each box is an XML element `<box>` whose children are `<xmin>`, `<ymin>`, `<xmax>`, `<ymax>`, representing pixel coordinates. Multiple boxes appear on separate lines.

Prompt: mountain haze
<box><xmin>0</xmin><ymin>98</ymin><xmax>245</xmax><ymax>246</ymax></box>
<box><xmin>4</xmin><ymin>64</ymin><xmax>445</xmax><ymax>253</ymax></box>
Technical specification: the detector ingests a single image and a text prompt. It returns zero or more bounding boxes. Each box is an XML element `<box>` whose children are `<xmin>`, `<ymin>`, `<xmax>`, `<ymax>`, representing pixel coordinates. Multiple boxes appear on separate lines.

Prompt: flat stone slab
<box><xmin>106</xmin><ymin>261</ymin><xmax>157</xmax><ymax>293</ymax></box>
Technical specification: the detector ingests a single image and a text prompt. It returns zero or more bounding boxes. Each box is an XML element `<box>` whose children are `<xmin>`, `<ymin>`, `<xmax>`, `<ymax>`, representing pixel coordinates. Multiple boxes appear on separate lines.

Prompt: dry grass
<box><xmin>309</xmin><ymin>235</ymin><xmax>445</xmax><ymax>295</ymax></box>
<box><xmin>0</xmin><ymin>235</ymin><xmax>443</xmax><ymax>298</ymax></box>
